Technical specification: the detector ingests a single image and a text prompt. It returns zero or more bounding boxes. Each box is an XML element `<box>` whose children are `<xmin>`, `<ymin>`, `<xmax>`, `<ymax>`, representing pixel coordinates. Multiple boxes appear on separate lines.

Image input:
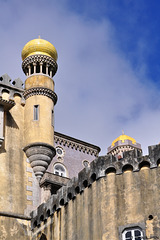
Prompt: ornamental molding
<box><xmin>0</xmin><ymin>98</ymin><xmax>15</xmax><ymax>108</ymax></box>
<box><xmin>108</xmin><ymin>139</ymin><xmax>142</xmax><ymax>154</ymax></box>
<box><xmin>54</xmin><ymin>135</ymin><xmax>99</xmax><ymax>157</ymax></box>
<box><xmin>23</xmin><ymin>87</ymin><xmax>57</xmax><ymax>105</ymax></box>
<box><xmin>23</xmin><ymin>142</ymin><xmax>56</xmax><ymax>182</ymax></box>
<box><xmin>22</xmin><ymin>54</ymin><xmax>57</xmax><ymax>75</ymax></box>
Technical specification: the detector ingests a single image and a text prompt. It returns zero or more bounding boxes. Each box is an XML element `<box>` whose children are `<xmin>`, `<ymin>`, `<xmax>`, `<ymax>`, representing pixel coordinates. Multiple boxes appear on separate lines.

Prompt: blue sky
<box><xmin>1</xmin><ymin>0</ymin><xmax>160</xmax><ymax>155</ymax></box>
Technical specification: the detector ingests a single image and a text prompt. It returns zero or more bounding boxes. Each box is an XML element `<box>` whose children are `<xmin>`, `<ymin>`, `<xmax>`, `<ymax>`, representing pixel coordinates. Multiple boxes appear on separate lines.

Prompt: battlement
<box><xmin>31</xmin><ymin>143</ymin><xmax>160</xmax><ymax>229</ymax></box>
<box><xmin>0</xmin><ymin>73</ymin><xmax>25</xmax><ymax>105</ymax></box>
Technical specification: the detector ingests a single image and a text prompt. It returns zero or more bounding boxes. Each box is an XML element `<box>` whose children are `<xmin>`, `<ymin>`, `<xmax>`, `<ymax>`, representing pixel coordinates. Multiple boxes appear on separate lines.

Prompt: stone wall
<box><xmin>30</xmin><ymin>145</ymin><xmax>160</xmax><ymax>240</ymax></box>
<box><xmin>0</xmin><ymin>215</ymin><xmax>31</xmax><ymax>240</ymax></box>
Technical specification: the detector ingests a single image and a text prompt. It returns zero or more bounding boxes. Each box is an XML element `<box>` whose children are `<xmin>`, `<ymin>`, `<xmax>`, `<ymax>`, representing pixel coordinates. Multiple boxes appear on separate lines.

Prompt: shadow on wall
<box><xmin>39</xmin><ymin>233</ymin><xmax>47</xmax><ymax>240</ymax></box>
<box><xmin>6</xmin><ymin>112</ymin><xmax>19</xmax><ymax>129</ymax></box>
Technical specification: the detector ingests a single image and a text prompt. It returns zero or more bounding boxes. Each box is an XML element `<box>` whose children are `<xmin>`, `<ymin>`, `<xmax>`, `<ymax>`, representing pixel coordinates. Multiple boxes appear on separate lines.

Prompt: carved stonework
<box><xmin>0</xmin><ymin>98</ymin><xmax>15</xmax><ymax>110</ymax></box>
<box><xmin>23</xmin><ymin>87</ymin><xmax>57</xmax><ymax>104</ymax></box>
<box><xmin>23</xmin><ymin>143</ymin><xmax>56</xmax><ymax>182</ymax></box>
<box><xmin>54</xmin><ymin>134</ymin><xmax>99</xmax><ymax>157</ymax></box>
<box><xmin>22</xmin><ymin>54</ymin><xmax>58</xmax><ymax>76</ymax></box>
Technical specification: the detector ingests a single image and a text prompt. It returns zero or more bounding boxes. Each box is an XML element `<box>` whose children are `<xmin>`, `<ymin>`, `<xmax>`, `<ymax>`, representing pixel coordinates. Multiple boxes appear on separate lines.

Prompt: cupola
<box><xmin>21</xmin><ymin>37</ymin><xmax>58</xmax><ymax>78</ymax></box>
<box><xmin>108</xmin><ymin>131</ymin><xmax>142</xmax><ymax>159</ymax></box>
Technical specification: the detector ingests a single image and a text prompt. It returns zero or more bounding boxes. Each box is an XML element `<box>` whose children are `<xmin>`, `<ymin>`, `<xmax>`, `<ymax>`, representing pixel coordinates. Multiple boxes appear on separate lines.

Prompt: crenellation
<box><xmin>0</xmin><ymin>75</ymin><xmax>25</xmax><ymax>107</ymax></box>
<box><xmin>30</xmin><ymin>145</ymin><xmax>160</xmax><ymax>229</ymax></box>
<box><xmin>148</xmin><ymin>144</ymin><xmax>160</xmax><ymax>166</ymax></box>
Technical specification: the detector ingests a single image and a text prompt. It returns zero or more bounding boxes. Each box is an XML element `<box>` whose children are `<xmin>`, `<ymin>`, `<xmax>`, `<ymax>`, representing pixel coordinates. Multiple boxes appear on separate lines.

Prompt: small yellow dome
<box><xmin>21</xmin><ymin>38</ymin><xmax>58</xmax><ymax>61</ymax></box>
<box><xmin>111</xmin><ymin>133</ymin><xmax>136</xmax><ymax>146</ymax></box>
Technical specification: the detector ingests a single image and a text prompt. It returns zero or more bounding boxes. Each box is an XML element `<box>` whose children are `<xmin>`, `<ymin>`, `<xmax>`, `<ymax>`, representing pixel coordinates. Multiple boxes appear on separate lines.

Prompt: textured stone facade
<box><xmin>0</xmin><ymin>72</ymin><xmax>101</xmax><ymax>239</ymax></box>
<box><xmin>30</xmin><ymin>145</ymin><xmax>160</xmax><ymax>240</ymax></box>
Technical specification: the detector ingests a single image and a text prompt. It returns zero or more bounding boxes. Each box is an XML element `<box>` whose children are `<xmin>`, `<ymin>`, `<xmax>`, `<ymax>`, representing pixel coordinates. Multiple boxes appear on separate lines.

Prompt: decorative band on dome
<box><xmin>23</xmin><ymin>87</ymin><xmax>57</xmax><ymax>105</ymax></box>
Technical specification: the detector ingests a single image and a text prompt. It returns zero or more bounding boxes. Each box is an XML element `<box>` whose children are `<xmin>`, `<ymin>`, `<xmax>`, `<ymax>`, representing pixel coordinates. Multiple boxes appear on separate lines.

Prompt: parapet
<box><xmin>30</xmin><ymin>143</ymin><xmax>160</xmax><ymax>229</ymax></box>
<box><xmin>0</xmin><ymin>74</ymin><xmax>25</xmax><ymax>105</ymax></box>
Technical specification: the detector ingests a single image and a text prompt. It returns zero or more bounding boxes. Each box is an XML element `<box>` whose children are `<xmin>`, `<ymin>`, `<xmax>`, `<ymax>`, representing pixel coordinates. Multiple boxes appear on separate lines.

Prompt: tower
<box><xmin>107</xmin><ymin>132</ymin><xmax>142</xmax><ymax>159</ymax></box>
<box><xmin>22</xmin><ymin>38</ymin><xmax>58</xmax><ymax>181</ymax></box>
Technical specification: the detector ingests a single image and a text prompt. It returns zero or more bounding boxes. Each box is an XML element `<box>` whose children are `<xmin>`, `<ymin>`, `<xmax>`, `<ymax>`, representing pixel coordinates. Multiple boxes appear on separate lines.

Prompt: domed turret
<box><xmin>21</xmin><ymin>38</ymin><xmax>58</xmax><ymax>61</ymax></box>
<box><xmin>22</xmin><ymin>37</ymin><xmax>58</xmax><ymax>182</ymax></box>
<box><xmin>111</xmin><ymin>133</ymin><xmax>136</xmax><ymax>147</ymax></box>
<box><xmin>22</xmin><ymin>37</ymin><xmax>58</xmax><ymax>78</ymax></box>
<box><xmin>108</xmin><ymin>131</ymin><xmax>142</xmax><ymax>160</ymax></box>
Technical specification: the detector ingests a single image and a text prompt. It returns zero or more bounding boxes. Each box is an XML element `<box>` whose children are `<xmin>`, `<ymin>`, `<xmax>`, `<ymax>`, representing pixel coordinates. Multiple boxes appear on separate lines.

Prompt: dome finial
<box><xmin>122</xmin><ymin>130</ymin><xmax>124</xmax><ymax>135</ymax></box>
<box><xmin>38</xmin><ymin>35</ymin><xmax>41</xmax><ymax>39</ymax></box>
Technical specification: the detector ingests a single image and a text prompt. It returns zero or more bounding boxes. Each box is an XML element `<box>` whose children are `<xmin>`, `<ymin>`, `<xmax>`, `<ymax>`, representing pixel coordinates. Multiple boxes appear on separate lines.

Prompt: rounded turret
<box><xmin>22</xmin><ymin>38</ymin><xmax>57</xmax><ymax>181</ymax></box>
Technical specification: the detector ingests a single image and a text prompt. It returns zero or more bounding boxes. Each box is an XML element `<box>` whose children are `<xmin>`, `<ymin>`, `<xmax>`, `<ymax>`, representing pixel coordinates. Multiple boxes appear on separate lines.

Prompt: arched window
<box><xmin>82</xmin><ymin>160</ymin><xmax>90</xmax><ymax>168</ymax></box>
<box><xmin>122</xmin><ymin>228</ymin><xmax>143</xmax><ymax>240</ymax></box>
<box><xmin>54</xmin><ymin>163</ymin><xmax>66</xmax><ymax>177</ymax></box>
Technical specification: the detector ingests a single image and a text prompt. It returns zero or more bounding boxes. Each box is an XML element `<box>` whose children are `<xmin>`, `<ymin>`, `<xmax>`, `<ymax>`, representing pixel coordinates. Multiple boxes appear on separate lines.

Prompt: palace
<box><xmin>0</xmin><ymin>38</ymin><xmax>160</xmax><ymax>240</ymax></box>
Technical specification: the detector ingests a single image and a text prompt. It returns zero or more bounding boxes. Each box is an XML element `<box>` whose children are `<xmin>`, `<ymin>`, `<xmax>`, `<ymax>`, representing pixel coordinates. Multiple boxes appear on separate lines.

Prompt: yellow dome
<box><xmin>111</xmin><ymin>133</ymin><xmax>136</xmax><ymax>146</ymax></box>
<box><xmin>21</xmin><ymin>38</ymin><xmax>58</xmax><ymax>61</ymax></box>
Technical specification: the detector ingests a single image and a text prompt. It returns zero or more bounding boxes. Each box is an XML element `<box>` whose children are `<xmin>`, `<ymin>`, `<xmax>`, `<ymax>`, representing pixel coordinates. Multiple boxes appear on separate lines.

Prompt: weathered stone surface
<box><xmin>12</xmin><ymin>77</ymin><xmax>24</xmax><ymax>89</ymax></box>
<box><xmin>30</xmin><ymin>146</ymin><xmax>160</xmax><ymax>240</ymax></box>
<box><xmin>23</xmin><ymin>143</ymin><xmax>56</xmax><ymax>181</ymax></box>
<box><xmin>0</xmin><ymin>73</ymin><xmax>12</xmax><ymax>86</ymax></box>
<box><xmin>0</xmin><ymin>216</ymin><xmax>31</xmax><ymax>240</ymax></box>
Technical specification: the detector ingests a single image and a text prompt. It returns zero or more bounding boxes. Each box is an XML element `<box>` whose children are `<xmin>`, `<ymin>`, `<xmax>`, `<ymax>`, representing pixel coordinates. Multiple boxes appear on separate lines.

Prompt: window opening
<box><xmin>42</xmin><ymin>64</ymin><xmax>46</xmax><ymax>74</ymax></box>
<box><xmin>51</xmin><ymin>110</ymin><xmax>54</xmax><ymax>126</ymax></box>
<box><xmin>83</xmin><ymin>160</ymin><xmax>90</xmax><ymax>168</ymax></box>
<box><xmin>54</xmin><ymin>164</ymin><xmax>66</xmax><ymax>177</ymax></box>
<box><xmin>31</xmin><ymin>64</ymin><xmax>34</xmax><ymax>74</ymax></box>
<box><xmin>34</xmin><ymin>105</ymin><xmax>39</xmax><ymax>121</ymax></box>
<box><xmin>122</xmin><ymin>228</ymin><xmax>143</xmax><ymax>240</ymax></box>
<box><xmin>36</xmin><ymin>63</ymin><xmax>40</xmax><ymax>73</ymax></box>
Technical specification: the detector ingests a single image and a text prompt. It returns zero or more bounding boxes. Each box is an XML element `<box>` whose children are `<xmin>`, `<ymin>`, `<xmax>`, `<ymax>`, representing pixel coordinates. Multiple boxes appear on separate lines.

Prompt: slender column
<box><xmin>25</xmin><ymin>68</ymin><xmax>29</xmax><ymax>76</ymax></box>
<box><xmin>40</xmin><ymin>62</ymin><xmax>43</xmax><ymax>73</ymax></box>
<box><xmin>0</xmin><ymin>105</ymin><xmax>4</xmax><ymax>148</ymax></box>
<box><xmin>50</xmin><ymin>70</ymin><xmax>52</xmax><ymax>78</ymax></box>
<box><xmin>28</xmin><ymin>65</ymin><xmax>31</xmax><ymax>76</ymax></box>
<box><xmin>33</xmin><ymin>63</ymin><xmax>36</xmax><ymax>74</ymax></box>
<box><xmin>46</xmin><ymin>64</ymin><xmax>49</xmax><ymax>75</ymax></box>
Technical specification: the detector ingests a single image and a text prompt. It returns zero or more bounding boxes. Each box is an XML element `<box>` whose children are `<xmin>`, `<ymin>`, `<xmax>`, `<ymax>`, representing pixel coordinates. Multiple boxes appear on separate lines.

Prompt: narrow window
<box><xmin>51</xmin><ymin>109</ymin><xmax>54</xmax><ymax>126</ymax></box>
<box><xmin>34</xmin><ymin>105</ymin><xmax>39</xmax><ymax>121</ymax></box>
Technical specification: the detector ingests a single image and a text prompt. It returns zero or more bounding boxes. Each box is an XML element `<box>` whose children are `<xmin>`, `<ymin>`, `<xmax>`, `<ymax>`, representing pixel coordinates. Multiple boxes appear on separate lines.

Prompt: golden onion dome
<box><xmin>111</xmin><ymin>132</ymin><xmax>136</xmax><ymax>147</ymax></box>
<box><xmin>21</xmin><ymin>38</ymin><xmax>58</xmax><ymax>61</ymax></box>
